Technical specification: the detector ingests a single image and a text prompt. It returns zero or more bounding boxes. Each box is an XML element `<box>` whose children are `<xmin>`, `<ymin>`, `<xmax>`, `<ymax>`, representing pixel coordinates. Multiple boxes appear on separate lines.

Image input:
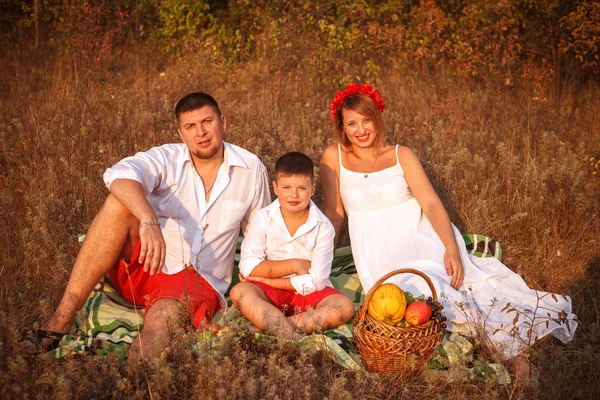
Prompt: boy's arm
<box><xmin>289</xmin><ymin>223</ymin><xmax>335</xmax><ymax>295</ymax></box>
<box><xmin>239</xmin><ymin>210</ymin><xmax>310</xmax><ymax>278</ymax></box>
<box><xmin>239</xmin><ymin>275</ymin><xmax>295</xmax><ymax>291</ymax></box>
<box><xmin>250</xmin><ymin>259</ymin><xmax>310</xmax><ymax>278</ymax></box>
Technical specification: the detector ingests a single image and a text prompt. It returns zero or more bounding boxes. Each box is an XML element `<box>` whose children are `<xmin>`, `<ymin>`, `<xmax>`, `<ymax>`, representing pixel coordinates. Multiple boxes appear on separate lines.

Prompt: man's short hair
<box><xmin>175</xmin><ymin>92</ymin><xmax>222</xmax><ymax>121</ymax></box>
<box><xmin>274</xmin><ymin>152</ymin><xmax>314</xmax><ymax>181</ymax></box>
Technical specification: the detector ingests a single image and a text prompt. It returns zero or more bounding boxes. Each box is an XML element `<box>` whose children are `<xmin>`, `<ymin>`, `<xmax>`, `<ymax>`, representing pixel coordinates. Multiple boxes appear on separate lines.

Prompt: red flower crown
<box><xmin>329</xmin><ymin>83</ymin><xmax>386</xmax><ymax>120</ymax></box>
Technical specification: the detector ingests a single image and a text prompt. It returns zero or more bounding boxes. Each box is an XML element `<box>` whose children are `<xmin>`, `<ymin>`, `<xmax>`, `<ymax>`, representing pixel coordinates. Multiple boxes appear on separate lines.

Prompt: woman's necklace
<box><xmin>352</xmin><ymin>149</ymin><xmax>380</xmax><ymax>178</ymax></box>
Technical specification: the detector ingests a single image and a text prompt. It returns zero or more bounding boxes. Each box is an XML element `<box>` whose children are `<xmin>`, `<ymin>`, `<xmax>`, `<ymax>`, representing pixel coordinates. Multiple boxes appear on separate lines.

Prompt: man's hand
<box><xmin>138</xmin><ymin>223</ymin><xmax>166</xmax><ymax>275</ymax></box>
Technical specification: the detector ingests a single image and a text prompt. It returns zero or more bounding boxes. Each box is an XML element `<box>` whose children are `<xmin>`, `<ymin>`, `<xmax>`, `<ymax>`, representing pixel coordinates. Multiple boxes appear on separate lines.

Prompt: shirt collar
<box><xmin>268</xmin><ymin>199</ymin><xmax>328</xmax><ymax>238</ymax></box>
<box><xmin>223</xmin><ymin>142</ymin><xmax>249</xmax><ymax>169</ymax></box>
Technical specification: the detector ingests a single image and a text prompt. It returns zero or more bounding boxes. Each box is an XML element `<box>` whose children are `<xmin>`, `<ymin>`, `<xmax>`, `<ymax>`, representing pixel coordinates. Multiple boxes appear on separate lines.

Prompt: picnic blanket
<box><xmin>47</xmin><ymin>234</ymin><xmax>510</xmax><ymax>383</ymax></box>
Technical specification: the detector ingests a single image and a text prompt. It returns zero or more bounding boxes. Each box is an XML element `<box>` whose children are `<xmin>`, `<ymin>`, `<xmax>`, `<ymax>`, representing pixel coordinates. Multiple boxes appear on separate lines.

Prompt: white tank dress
<box><xmin>338</xmin><ymin>145</ymin><xmax>577</xmax><ymax>358</ymax></box>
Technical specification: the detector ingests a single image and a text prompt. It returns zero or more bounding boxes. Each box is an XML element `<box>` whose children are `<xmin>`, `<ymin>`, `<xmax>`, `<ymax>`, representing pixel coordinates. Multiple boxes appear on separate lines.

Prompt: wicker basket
<box><xmin>352</xmin><ymin>268</ymin><xmax>444</xmax><ymax>375</ymax></box>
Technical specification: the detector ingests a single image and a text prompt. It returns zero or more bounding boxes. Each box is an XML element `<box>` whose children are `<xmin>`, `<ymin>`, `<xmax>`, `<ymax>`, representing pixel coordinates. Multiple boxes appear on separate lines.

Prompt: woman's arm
<box><xmin>398</xmin><ymin>146</ymin><xmax>464</xmax><ymax>289</ymax></box>
<box><xmin>320</xmin><ymin>145</ymin><xmax>345</xmax><ymax>246</ymax></box>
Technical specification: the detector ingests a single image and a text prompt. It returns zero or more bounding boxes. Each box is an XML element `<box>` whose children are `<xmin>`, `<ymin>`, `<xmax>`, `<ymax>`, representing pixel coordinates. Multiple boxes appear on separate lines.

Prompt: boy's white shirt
<box><xmin>239</xmin><ymin>199</ymin><xmax>335</xmax><ymax>295</ymax></box>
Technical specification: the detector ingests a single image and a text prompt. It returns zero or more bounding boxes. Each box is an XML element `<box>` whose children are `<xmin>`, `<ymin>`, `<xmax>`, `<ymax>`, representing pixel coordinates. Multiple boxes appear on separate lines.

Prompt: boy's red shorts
<box><xmin>106</xmin><ymin>239</ymin><xmax>220</xmax><ymax>328</ymax></box>
<box><xmin>249</xmin><ymin>281</ymin><xmax>341</xmax><ymax>316</ymax></box>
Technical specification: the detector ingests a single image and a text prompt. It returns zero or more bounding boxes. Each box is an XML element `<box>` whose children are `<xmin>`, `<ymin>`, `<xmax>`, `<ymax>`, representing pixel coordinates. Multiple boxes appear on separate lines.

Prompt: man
<box><xmin>40</xmin><ymin>92</ymin><xmax>270</xmax><ymax>359</ymax></box>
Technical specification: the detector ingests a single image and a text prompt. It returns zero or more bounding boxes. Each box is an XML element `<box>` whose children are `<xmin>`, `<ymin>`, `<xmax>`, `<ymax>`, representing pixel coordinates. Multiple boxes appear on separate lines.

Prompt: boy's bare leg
<box><xmin>42</xmin><ymin>194</ymin><xmax>139</xmax><ymax>336</ymax></box>
<box><xmin>230</xmin><ymin>282</ymin><xmax>303</xmax><ymax>341</ymax></box>
<box><xmin>128</xmin><ymin>298</ymin><xmax>180</xmax><ymax>361</ymax></box>
<box><xmin>287</xmin><ymin>294</ymin><xmax>355</xmax><ymax>334</ymax></box>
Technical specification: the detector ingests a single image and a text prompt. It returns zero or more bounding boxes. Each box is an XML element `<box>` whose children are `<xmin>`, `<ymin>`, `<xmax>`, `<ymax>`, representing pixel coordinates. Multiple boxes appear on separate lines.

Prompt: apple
<box><xmin>404</xmin><ymin>301</ymin><xmax>433</xmax><ymax>326</ymax></box>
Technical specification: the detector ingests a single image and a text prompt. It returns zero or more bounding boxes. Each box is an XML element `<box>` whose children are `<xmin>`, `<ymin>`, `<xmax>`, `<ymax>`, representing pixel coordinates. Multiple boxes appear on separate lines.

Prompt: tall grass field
<box><xmin>1</xmin><ymin>1</ymin><xmax>599</xmax><ymax>398</ymax></box>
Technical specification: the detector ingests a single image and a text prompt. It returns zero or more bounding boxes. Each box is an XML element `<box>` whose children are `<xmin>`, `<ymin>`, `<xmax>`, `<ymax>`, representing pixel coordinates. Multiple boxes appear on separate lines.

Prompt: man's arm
<box><xmin>103</xmin><ymin>148</ymin><xmax>173</xmax><ymax>276</ymax></box>
<box><xmin>109</xmin><ymin>179</ymin><xmax>166</xmax><ymax>275</ymax></box>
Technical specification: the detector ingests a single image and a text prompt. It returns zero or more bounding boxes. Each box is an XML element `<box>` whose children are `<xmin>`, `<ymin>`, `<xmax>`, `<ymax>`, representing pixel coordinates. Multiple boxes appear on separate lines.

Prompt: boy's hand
<box><xmin>239</xmin><ymin>273</ymin><xmax>266</xmax><ymax>283</ymax></box>
<box><xmin>293</xmin><ymin>259</ymin><xmax>311</xmax><ymax>275</ymax></box>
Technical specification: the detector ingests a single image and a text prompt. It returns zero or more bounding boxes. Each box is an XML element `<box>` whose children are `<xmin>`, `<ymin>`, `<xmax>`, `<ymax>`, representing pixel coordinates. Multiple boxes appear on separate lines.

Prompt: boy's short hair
<box><xmin>274</xmin><ymin>152</ymin><xmax>314</xmax><ymax>181</ymax></box>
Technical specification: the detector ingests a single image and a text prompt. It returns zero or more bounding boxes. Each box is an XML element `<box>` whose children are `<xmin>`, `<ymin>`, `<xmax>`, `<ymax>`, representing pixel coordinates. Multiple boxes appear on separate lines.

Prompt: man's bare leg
<box><xmin>128</xmin><ymin>298</ymin><xmax>181</xmax><ymax>361</ymax></box>
<box><xmin>287</xmin><ymin>294</ymin><xmax>355</xmax><ymax>333</ymax></box>
<box><xmin>42</xmin><ymin>194</ymin><xmax>139</xmax><ymax>336</ymax></box>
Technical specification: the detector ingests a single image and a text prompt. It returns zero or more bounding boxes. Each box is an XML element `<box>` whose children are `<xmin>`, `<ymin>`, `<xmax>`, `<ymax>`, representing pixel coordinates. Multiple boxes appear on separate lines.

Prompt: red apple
<box><xmin>404</xmin><ymin>301</ymin><xmax>433</xmax><ymax>326</ymax></box>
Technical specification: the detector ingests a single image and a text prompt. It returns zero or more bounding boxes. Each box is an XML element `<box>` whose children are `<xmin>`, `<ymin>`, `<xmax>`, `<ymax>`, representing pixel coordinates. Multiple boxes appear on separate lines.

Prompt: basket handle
<box><xmin>356</xmin><ymin>268</ymin><xmax>438</xmax><ymax>320</ymax></box>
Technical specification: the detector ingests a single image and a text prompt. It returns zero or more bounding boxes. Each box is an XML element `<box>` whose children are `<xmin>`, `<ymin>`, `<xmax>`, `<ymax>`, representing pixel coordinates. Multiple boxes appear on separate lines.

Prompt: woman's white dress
<box><xmin>338</xmin><ymin>145</ymin><xmax>577</xmax><ymax>358</ymax></box>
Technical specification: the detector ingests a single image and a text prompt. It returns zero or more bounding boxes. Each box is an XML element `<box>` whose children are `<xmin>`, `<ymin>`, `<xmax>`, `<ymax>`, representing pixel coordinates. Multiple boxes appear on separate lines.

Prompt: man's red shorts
<box><xmin>249</xmin><ymin>281</ymin><xmax>341</xmax><ymax>316</ymax></box>
<box><xmin>106</xmin><ymin>239</ymin><xmax>220</xmax><ymax>328</ymax></box>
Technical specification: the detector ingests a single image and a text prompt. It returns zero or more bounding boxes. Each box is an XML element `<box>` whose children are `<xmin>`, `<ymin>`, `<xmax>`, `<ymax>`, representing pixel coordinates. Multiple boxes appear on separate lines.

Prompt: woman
<box><xmin>320</xmin><ymin>83</ymin><xmax>577</xmax><ymax>370</ymax></box>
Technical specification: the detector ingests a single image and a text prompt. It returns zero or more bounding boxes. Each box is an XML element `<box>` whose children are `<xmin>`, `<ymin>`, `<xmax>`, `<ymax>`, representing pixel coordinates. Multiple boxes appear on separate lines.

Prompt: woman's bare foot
<box><xmin>508</xmin><ymin>355</ymin><xmax>539</xmax><ymax>383</ymax></box>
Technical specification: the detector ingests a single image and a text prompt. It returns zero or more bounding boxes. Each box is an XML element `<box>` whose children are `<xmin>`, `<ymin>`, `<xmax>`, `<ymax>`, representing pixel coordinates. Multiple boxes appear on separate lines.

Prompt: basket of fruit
<box><xmin>352</xmin><ymin>268</ymin><xmax>446</xmax><ymax>375</ymax></box>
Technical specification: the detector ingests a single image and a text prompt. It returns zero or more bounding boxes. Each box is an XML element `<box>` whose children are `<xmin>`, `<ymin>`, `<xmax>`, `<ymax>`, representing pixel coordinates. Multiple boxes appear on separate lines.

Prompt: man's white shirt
<box><xmin>103</xmin><ymin>142</ymin><xmax>270</xmax><ymax>307</ymax></box>
<box><xmin>239</xmin><ymin>199</ymin><xmax>335</xmax><ymax>295</ymax></box>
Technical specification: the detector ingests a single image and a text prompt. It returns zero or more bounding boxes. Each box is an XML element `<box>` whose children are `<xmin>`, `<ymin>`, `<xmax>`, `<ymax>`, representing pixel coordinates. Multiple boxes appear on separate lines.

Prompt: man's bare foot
<box><xmin>31</xmin><ymin>316</ymin><xmax>73</xmax><ymax>351</ymax></box>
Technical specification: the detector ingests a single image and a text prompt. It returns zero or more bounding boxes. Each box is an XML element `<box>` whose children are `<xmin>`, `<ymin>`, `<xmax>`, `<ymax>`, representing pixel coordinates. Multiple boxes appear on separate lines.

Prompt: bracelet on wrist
<box><xmin>139</xmin><ymin>221</ymin><xmax>161</xmax><ymax>229</ymax></box>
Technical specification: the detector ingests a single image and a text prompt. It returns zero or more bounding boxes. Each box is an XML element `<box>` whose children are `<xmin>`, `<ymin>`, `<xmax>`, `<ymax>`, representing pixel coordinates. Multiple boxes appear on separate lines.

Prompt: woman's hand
<box><xmin>443</xmin><ymin>250</ymin><xmax>464</xmax><ymax>289</ymax></box>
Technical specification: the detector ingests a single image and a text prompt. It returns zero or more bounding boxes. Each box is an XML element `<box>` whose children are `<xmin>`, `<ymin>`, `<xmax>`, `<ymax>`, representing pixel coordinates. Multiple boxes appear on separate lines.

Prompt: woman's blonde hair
<box><xmin>333</xmin><ymin>93</ymin><xmax>385</xmax><ymax>152</ymax></box>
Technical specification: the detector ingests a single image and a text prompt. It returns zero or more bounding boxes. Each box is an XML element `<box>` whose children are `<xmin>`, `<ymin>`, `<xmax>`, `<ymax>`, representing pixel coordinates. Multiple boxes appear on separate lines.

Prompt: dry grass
<box><xmin>0</xmin><ymin>43</ymin><xmax>599</xmax><ymax>399</ymax></box>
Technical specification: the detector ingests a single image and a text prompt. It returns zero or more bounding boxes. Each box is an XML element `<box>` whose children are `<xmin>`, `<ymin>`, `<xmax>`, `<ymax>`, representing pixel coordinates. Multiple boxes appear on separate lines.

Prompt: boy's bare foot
<box><xmin>202</xmin><ymin>322</ymin><xmax>223</xmax><ymax>334</ymax></box>
<box><xmin>247</xmin><ymin>324</ymin><xmax>305</xmax><ymax>342</ymax></box>
<box><xmin>247</xmin><ymin>324</ymin><xmax>264</xmax><ymax>334</ymax></box>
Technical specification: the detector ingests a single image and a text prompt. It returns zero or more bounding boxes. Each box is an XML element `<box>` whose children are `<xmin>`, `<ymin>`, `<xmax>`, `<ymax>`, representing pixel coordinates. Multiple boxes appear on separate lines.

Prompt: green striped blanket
<box><xmin>48</xmin><ymin>234</ymin><xmax>509</xmax><ymax>382</ymax></box>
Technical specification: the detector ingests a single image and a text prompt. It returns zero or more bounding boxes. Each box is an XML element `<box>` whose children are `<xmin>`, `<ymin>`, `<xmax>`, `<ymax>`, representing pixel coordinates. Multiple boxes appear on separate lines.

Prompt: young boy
<box><xmin>230</xmin><ymin>152</ymin><xmax>355</xmax><ymax>340</ymax></box>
